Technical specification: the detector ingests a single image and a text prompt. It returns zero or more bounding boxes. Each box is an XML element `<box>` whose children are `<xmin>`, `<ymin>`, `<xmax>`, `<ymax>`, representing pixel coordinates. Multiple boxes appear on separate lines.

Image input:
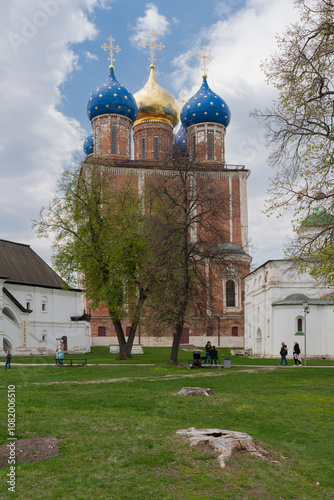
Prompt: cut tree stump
<box><xmin>176</xmin><ymin>387</ymin><xmax>216</xmax><ymax>396</ymax></box>
<box><xmin>176</xmin><ymin>427</ymin><xmax>275</xmax><ymax>467</ymax></box>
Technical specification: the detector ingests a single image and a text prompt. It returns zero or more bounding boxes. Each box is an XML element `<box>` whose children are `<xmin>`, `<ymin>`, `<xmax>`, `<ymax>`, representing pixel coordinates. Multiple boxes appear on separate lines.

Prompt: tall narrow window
<box><xmin>297</xmin><ymin>318</ymin><xmax>303</xmax><ymax>332</ymax></box>
<box><xmin>111</xmin><ymin>124</ymin><xmax>117</xmax><ymax>154</ymax></box>
<box><xmin>208</xmin><ymin>131</ymin><xmax>214</xmax><ymax>160</ymax></box>
<box><xmin>232</xmin><ymin>327</ymin><xmax>238</xmax><ymax>336</ymax></box>
<box><xmin>226</xmin><ymin>280</ymin><xmax>235</xmax><ymax>307</ymax></box>
<box><xmin>141</xmin><ymin>137</ymin><xmax>145</xmax><ymax>160</ymax></box>
<box><xmin>192</xmin><ymin>135</ymin><xmax>196</xmax><ymax>159</ymax></box>
<box><xmin>154</xmin><ymin>136</ymin><xmax>159</xmax><ymax>159</ymax></box>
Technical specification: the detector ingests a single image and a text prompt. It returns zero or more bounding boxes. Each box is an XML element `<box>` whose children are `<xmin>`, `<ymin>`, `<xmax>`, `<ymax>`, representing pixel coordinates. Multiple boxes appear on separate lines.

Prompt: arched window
<box><xmin>226</xmin><ymin>280</ymin><xmax>235</xmax><ymax>307</ymax></box>
<box><xmin>41</xmin><ymin>295</ymin><xmax>48</xmax><ymax>312</ymax></box>
<box><xmin>25</xmin><ymin>294</ymin><xmax>33</xmax><ymax>311</ymax></box>
<box><xmin>141</xmin><ymin>137</ymin><xmax>145</xmax><ymax>160</ymax></box>
<box><xmin>297</xmin><ymin>318</ymin><xmax>303</xmax><ymax>332</ymax></box>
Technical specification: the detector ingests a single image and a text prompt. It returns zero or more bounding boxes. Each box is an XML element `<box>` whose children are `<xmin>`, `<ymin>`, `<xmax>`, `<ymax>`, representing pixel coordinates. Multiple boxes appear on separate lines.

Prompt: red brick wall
<box><xmin>92</xmin><ymin>114</ymin><xmax>132</xmax><ymax>159</ymax></box>
<box><xmin>133</xmin><ymin>120</ymin><xmax>173</xmax><ymax>161</ymax></box>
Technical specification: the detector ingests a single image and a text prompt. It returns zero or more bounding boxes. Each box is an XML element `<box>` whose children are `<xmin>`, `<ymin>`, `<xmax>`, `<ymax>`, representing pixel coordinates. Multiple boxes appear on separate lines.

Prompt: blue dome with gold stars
<box><xmin>83</xmin><ymin>133</ymin><xmax>94</xmax><ymax>156</ymax></box>
<box><xmin>173</xmin><ymin>123</ymin><xmax>187</xmax><ymax>152</ymax></box>
<box><xmin>87</xmin><ymin>67</ymin><xmax>138</xmax><ymax>123</ymax></box>
<box><xmin>181</xmin><ymin>76</ymin><xmax>231</xmax><ymax>129</ymax></box>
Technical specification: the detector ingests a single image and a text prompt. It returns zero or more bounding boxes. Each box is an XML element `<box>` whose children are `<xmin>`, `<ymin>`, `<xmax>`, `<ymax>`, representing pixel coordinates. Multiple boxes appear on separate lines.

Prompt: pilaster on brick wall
<box><xmin>133</xmin><ymin>120</ymin><xmax>173</xmax><ymax>161</ymax></box>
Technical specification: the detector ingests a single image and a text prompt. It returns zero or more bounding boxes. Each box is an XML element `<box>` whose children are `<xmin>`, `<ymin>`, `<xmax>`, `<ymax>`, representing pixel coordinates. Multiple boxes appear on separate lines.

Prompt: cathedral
<box><xmin>82</xmin><ymin>34</ymin><xmax>251</xmax><ymax>348</ymax></box>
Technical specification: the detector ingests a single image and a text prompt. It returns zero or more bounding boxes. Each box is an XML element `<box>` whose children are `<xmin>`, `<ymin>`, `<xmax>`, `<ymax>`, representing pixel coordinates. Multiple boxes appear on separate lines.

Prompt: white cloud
<box><xmin>0</xmin><ymin>0</ymin><xmax>99</xmax><ymax>261</ymax></box>
<box><xmin>130</xmin><ymin>3</ymin><xmax>170</xmax><ymax>47</ymax></box>
<box><xmin>172</xmin><ymin>0</ymin><xmax>299</xmax><ymax>267</ymax></box>
<box><xmin>84</xmin><ymin>50</ymin><xmax>99</xmax><ymax>61</ymax></box>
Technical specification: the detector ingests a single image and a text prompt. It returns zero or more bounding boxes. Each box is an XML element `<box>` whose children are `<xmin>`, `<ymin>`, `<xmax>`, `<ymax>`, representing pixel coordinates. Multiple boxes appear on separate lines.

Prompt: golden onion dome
<box><xmin>134</xmin><ymin>65</ymin><xmax>180</xmax><ymax>127</ymax></box>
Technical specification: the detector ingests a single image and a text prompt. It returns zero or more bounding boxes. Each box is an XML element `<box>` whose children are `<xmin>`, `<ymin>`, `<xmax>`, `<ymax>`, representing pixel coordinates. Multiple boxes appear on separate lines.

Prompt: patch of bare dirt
<box><xmin>0</xmin><ymin>437</ymin><xmax>60</xmax><ymax>468</ymax></box>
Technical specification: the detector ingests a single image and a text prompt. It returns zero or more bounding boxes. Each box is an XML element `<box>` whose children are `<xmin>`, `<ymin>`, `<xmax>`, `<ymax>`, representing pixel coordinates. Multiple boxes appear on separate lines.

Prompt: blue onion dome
<box><xmin>181</xmin><ymin>76</ymin><xmax>231</xmax><ymax>129</ymax></box>
<box><xmin>87</xmin><ymin>67</ymin><xmax>138</xmax><ymax>123</ymax></box>
<box><xmin>134</xmin><ymin>65</ymin><xmax>180</xmax><ymax>127</ymax></box>
<box><xmin>173</xmin><ymin>123</ymin><xmax>187</xmax><ymax>152</ymax></box>
<box><xmin>83</xmin><ymin>133</ymin><xmax>94</xmax><ymax>156</ymax></box>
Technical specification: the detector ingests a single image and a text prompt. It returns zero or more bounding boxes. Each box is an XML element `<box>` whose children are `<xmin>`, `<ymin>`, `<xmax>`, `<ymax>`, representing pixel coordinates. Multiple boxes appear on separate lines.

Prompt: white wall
<box><xmin>0</xmin><ymin>283</ymin><xmax>90</xmax><ymax>355</ymax></box>
<box><xmin>244</xmin><ymin>260</ymin><xmax>334</xmax><ymax>358</ymax></box>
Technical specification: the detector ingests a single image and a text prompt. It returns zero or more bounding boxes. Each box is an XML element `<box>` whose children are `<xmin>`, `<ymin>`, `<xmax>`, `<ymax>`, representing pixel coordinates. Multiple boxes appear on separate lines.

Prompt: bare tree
<box><xmin>145</xmin><ymin>150</ymin><xmax>249</xmax><ymax>365</ymax></box>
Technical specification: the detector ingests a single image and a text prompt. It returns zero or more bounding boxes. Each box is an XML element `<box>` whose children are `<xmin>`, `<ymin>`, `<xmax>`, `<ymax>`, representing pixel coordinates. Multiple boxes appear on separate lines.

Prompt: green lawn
<box><xmin>2</xmin><ymin>345</ymin><xmax>334</xmax><ymax>365</ymax></box>
<box><xmin>0</xmin><ymin>352</ymin><xmax>333</xmax><ymax>499</ymax></box>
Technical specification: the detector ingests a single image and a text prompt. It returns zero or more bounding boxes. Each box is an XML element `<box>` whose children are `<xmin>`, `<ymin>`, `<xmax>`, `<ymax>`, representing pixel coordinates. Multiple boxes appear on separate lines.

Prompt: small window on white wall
<box><xmin>41</xmin><ymin>331</ymin><xmax>47</xmax><ymax>342</ymax></box>
<box><xmin>297</xmin><ymin>317</ymin><xmax>303</xmax><ymax>332</ymax></box>
<box><xmin>41</xmin><ymin>296</ymin><xmax>48</xmax><ymax>312</ymax></box>
<box><xmin>26</xmin><ymin>294</ymin><xmax>33</xmax><ymax>311</ymax></box>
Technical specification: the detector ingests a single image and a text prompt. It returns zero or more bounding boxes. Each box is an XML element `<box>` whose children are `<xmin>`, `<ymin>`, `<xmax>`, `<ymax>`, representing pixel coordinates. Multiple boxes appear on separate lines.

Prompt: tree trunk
<box><xmin>110</xmin><ymin>317</ymin><xmax>131</xmax><ymax>360</ymax></box>
<box><xmin>169</xmin><ymin>316</ymin><xmax>185</xmax><ymax>365</ymax></box>
<box><xmin>124</xmin><ymin>285</ymin><xmax>148</xmax><ymax>357</ymax></box>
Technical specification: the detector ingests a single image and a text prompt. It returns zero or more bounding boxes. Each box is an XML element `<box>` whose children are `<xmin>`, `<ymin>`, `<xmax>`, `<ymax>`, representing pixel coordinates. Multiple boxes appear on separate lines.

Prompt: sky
<box><xmin>0</xmin><ymin>0</ymin><xmax>300</xmax><ymax>270</ymax></box>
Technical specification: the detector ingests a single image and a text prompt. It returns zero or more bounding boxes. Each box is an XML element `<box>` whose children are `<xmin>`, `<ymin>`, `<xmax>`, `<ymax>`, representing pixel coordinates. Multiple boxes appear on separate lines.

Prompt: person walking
<box><xmin>5</xmin><ymin>351</ymin><xmax>11</xmax><ymax>370</ymax></box>
<box><xmin>293</xmin><ymin>342</ymin><xmax>302</xmax><ymax>366</ymax></box>
<box><xmin>58</xmin><ymin>349</ymin><xmax>64</xmax><ymax>366</ymax></box>
<box><xmin>279</xmin><ymin>342</ymin><xmax>288</xmax><ymax>366</ymax></box>
<box><xmin>204</xmin><ymin>341</ymin><xmax>212</xmax><ymax>364</ymax></box>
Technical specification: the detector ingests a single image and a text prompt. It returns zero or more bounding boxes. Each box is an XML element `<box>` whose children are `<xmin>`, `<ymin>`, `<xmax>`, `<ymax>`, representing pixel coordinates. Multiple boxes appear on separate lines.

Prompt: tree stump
<box><xmin>176</xmin><ymin>427</ymin><xmax>274</xmax><ymax>467</ymax></box>
<box><xmin>176</xmin><ymin>387</ymin><xmax>216</xmax><ymax>396</ymax></box>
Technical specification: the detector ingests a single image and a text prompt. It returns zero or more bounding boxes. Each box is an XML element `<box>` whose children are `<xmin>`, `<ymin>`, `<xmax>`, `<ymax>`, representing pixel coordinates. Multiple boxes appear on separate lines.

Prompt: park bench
<box><xmin>55</xmin><ymin>358</ymin><xmax>87</xmax><ymax>367</ymax></box>
<box><xmin>188</xmin><ymin>357</ymin><xmax>222</xmax><ymax>369</ymax></box>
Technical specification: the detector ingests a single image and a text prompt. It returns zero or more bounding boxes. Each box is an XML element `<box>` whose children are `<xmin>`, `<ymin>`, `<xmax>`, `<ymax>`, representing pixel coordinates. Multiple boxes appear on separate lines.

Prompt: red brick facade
<box><xmin>85</xmin><ymin>75</ymin><xmax>251</xmax><ymax>347</ymax></box>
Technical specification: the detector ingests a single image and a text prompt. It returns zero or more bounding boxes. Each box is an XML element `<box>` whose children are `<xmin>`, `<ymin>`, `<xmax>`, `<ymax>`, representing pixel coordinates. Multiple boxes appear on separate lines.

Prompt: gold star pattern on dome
<box><xmin>141</xmin><ymin>31</ymin><xmax>164</xmax><ymax>68</ymax></box>
<box><xmin>196</xmin><ymin>45</ymin><xmax>213</xmax><ymax>78</ymax></box>
<box><xmin>101</xmin><ymin>34</ymin><xmax>121</xmax><ymax>70</ymax></box>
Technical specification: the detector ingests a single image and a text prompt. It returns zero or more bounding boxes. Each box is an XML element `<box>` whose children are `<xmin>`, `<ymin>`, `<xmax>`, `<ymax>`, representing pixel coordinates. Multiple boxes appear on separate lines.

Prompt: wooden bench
<box><xmin>55</xmin><ymin>358</ymin><xmax>87</xmax><ymax>367</ymax></box>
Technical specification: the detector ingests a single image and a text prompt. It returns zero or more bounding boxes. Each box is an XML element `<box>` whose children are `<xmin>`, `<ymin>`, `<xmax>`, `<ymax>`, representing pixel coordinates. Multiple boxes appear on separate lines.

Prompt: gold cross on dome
<box><xmin>101</xmin><ymin>35</ymin><xmax>121</xmax><ymax>69</ymax></box>
<box><xmin>195</xmin><ymin>45</ymin><xmax>213</xmax><ymax>78</ymax></box>
<box><xmin>141</xmin><ymin>31</ymin><xmax>165</xmax><ymax>68</ymax></box>
<box><xmin>178</xmin><ymin>91</ymin><xmax>187</xmax><ymax>104</ymax></box>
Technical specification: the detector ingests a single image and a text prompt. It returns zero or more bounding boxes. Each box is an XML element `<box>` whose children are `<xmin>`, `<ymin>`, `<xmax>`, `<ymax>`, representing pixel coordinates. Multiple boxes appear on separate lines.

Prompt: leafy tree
<box><xmin>145</xmin><ymin>151</ymin><xmax>248</xmax><ymax>365</ymax></box>
<box><xmin>33</xmin><ymin>164</ymin><xmax>149</xmax><ymax>359</ymax></box>
<box><xmin>252</xmin><ymin>0</ymin><xmax>334</xmax><ymax>283</ymax></box>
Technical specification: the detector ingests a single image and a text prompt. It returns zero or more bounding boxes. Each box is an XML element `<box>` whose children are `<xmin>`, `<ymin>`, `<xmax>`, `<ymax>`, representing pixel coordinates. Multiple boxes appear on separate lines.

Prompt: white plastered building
<box><xmin>244</xmin><ymin>260</ymin><xmax>334</xmax><ymax>359</ymax></box>
<box><xmin>0</xmin><ymin>240</ymin><xmax>91</xmax><ymax>356</ymax></box>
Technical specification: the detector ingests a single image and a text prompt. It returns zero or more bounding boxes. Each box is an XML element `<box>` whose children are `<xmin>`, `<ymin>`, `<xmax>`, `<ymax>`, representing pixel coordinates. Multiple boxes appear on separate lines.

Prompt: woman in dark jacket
<box><xmin>293</xmin><ymin>342</ymin><xmax>302</xmax><ymax>366</ymax></box>
<box><xmin>205</xmin><ymin>341</ymin><xmax>212</xmax><ymax>364</ymax></box>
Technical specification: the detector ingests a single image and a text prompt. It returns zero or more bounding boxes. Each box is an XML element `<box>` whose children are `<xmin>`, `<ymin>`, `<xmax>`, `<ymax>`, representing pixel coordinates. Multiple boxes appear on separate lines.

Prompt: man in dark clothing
<box><xmin>279</xmin><ymin>342</ymin><xmax>288</xmax><ymax>366</ymax></box>
<box><xmin>210</xmin><ymin>346</ymin><xmax>218</xmax><ymax>365</ymax></box>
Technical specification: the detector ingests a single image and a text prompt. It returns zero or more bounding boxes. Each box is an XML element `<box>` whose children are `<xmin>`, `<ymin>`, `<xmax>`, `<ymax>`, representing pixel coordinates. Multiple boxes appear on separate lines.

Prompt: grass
<box><xmin>0</xmin><ymin>350</ymin><xmax>333</xmax><ymax>498</ymax></box>
<box><xmin>2</xmin><ymin>345</ymin><xmax>334</xmax><ymax>365</ymax></box>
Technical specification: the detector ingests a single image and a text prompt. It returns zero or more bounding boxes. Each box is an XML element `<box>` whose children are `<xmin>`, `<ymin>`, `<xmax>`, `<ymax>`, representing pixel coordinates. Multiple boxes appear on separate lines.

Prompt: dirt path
<box><xmin>10</xmin><ymin>367</ymin><xmax>276</xmax><ymax>387</ymax></box>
